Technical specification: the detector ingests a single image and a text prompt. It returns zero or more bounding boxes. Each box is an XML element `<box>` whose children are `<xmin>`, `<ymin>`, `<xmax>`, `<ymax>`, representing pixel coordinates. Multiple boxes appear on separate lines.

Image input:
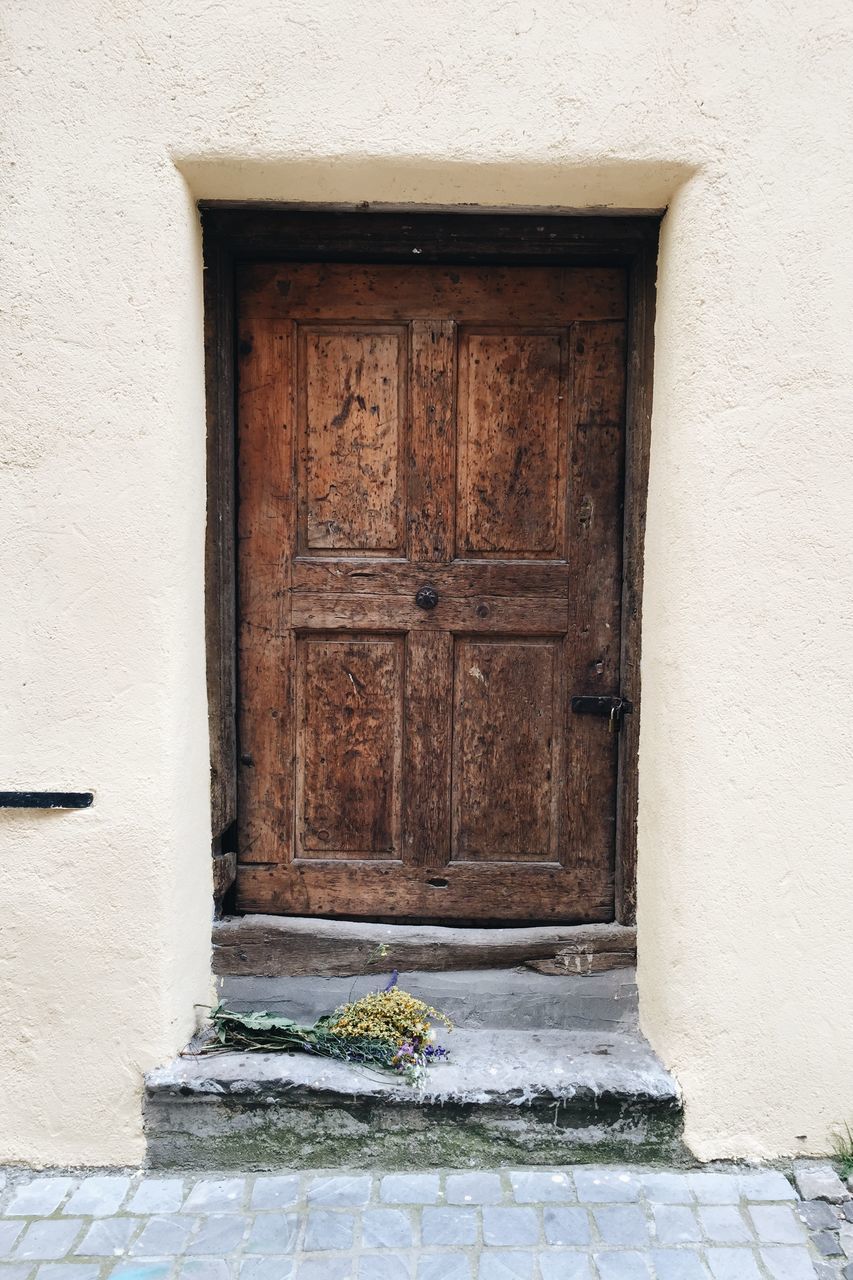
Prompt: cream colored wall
<box><xmin>1</xmin><ymin>0</ymin><xmax>851</xmax><ymax>1164</ymax></box>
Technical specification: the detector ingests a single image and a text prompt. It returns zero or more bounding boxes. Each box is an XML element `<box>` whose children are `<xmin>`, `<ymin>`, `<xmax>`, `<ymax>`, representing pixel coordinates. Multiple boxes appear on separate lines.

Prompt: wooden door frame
<box><xmin>201</xmin><ymin>204</ymin><xmax>660</xmax><ymax>926</ymax></box>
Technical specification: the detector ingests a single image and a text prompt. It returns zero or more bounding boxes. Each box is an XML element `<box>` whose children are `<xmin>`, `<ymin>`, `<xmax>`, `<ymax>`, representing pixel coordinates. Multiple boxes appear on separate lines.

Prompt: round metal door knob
<box><xmin>415</xmin><ymin>585</ymin><xmax>439</xmax><ymax>610</ymax></box>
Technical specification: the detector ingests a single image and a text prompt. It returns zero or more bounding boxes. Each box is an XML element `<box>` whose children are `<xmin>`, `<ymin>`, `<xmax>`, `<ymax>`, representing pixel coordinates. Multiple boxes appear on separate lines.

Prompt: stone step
<box><xmin>218</xmin><ymin>967</ymin><xmax>638</xmax><ymax>1031</ymax></box>
<box><xmin>144</xmin><ymin>1025</ymin><xmax>683</xmax><ymax>1169</ymax></box>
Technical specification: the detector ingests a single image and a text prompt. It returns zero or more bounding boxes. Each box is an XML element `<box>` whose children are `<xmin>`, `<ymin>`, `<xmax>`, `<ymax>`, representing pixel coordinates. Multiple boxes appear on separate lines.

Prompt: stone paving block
<box><xmin>64</xmin><ymin>1178</ymin><xmax>130</xmax><ymax>1218</ymax></box>
<box><xmin>128</xmin><ymin>1180</ymin><xmax>186</xmax><ymax>1215</ymax></box>
<box><xmin>844</xmin><ymin>1202</ymin><xmax>853</xmax><ymax>1223</ymax></box>
<box><xmin>6</xmin><ymin>1180</ymin><xmax>74</xmax><ymax>1218</ymax></box>
<box><xmin>749</xmin><ymin>1204</ymin><xmax>807</xmax><ymax>1244</ymax></box>
<box><xmin>594</xmin><ymin>1205</ymin><xmax>649</xmax><ymax>1247</ymax></box>
<box><xmin>35</xmin><ymin>1266</ymin><xmax>101</xmax><ymax>1280</ymax></box>
<box><xmin>446</xmin><ymin>1174</ymin><xmax>503</xmax><ymax>1205</ymax></box>
<box><xmin>359</xmin><ymin>1257</ymin><xmax>412</xmax><ymax>1280</ymax></box>
<box><xmin>240</xmin><ymin>1259</ymin><xmax>295</xmax><ymax>1280</ymax></box>
<box><xmin>593</xmin><ymin>1251</ymin><xmax>652</xmax><ymax>1278</ymax></box>
<box><xmin>477</xmin><ymin>1253</ymin><xmax>535</xmax><ymax>1280</ymax></box>
<box><xmin>697</xmin><ymin>1205</ymin><xmax>752</xmax><ymax>1244</ymax></box>
<box><xmin>760</xmin><ymin>1245</ymin><xmax>820</xmax><ymax>1279</ymax></box>
<box><xmin>701</xmin><ymin>1249</ymin><xmax>758</xmax><ymax>1280</ymax></box>
<box><xmin>799</xmin><ymin>1201</ymin><xmax>840</xmax><ymax>1230</ymax></box>
<box><xmin>16</xmin><ymin>1221</ymin><xmax>83</xmax><ymax>1261</ymax></box>
<box><xmin>509</xmin><ymin>1171</ymin><xmax>573</xmax><ymax>1203</ymax></box>
<box><xmin>543</xmin><ymin>1206</ymin><xmax>591</xmax><ymax>1246</ymax></box>
<box><xmin>380</xmin><ymin>1176</ymin><xmax>440</xmax><ymax>1206</ymax></box>
<box><xmin>416</xmin><ymin>1253</ymin><xmax>471</xmax><ymax>1280</ymax></box>
<box><xmin>178</xmin><ymin>1261</ymin><xmax>233</xmax><ymax>1280</ymax></box>
<box><xmin>187</xmin><ymin>1213</ymin><xmax>248</xmax><ymax>1253</ymax></box>
<box><xmin>649</xmin><ymin>1251</ymin><xmax>710</xmax><ymax>1279</ymax></box>
<box><xmin>686</xmin><ymin>1174</ymin><xmax>740</xmax><ymax>1206</ymax></box>
<box><xmin>306</xmin><ymin>1177</ymin><xmax>371</xmax><ymax>1208</ymax></box>
<box><xmin>0</xmin><ymin>1267</ymin><xmax>31</xmax><ymax>1280</ymax></box>
<box><xmin>706</xmin><ymin>1246</ymin><xmax>764</xmax><ymax>1278</ymax></box>
<box><xmin>303</xmin><ymin>1211</ymin><xmax>355</xmax><ymax>1252</ymax></box>
<box><xmin>110</xmin><ymin>1264</ymin><xmax>172</xmax><ymax>1280</ymax></box>
<box><xmin>481</xmin><ymin>1207</ymin><xmax>538</xmax><ymax>1247</ymax></box>
<box><xmin>537</xmin><ymin>1252</ymin><xmax>594</xmax><ymax>1280</ymax></box>
<box><xmin>74</xmin><ymin>1217</ymin><xmax>138</xmax><ymax>1256</ymax></box>
<box><xmin>421</xmin><ymin>1207</ymin><xmax>477</xmax><ymax>1246</ymax></box>
<box><xmin>812</xmin><ymin>1229</ymin><xmax>844</xmax><ymax>1256</ymax></box>
<box><xmin>361</xmin><ymin>1208</ymin><xmax>412</xmax><ymax>1249</ymax></box>
<box><xmin>244</xmin><ymin>1214</ymin><xmax>299</xmax><ymax>1255</ymax></box>
<box><xmin>183</xmin><ymin>1180</ymin><xmax>246</xmax><ymax>1213</ymax></box>
<box><xmin>738</xmin><ymin>1171</ymin><xmax>796</xmax><ymax>1202</ymax></box>
<box><xmin>842</xmin><ymin>1224</ymin><xmax>853</xmax><ymax>1258</ymax></box>
<box><xmin>639</xmin><ymin>1174</ymin><xmax>694</xmax><ymax>1205</ymax></box>
<box><xmin>251</xmin><ymin>1178</ymin><xmax>300</xmax><ymax>1211</ymax></box>
<box><xmin>794</xmin><ymin>1164</ymin><xmax>849</xmax><ymax>1204</ymax></box>
<box><xmin>131</xmin><ymin>1216</ymin><xmax>196</xmax><ymax>1257</ymax></box>
<box><xmin>574</xmin><ymin>1170</ymin><xmax>640</xmax><ymax>1203</ymax></box>
<box><xmin>813</xmin><ymin>1264</ymin><xmax>838</xmax><ymax>1280</ymax></box>
<box><xmin>296</xmin><ymin>1260</ymin><xmax>353</xmax><ymax>1280</ymax></box>
<box><xmin>652</xmin><ymin>1205</ymin><xmax>702</xmax><ymax>1244</ymax></box>
<box><xmin>0</xmin><ymin>1222</ymin><xmax>24</xmax><ymax>1256</ymax></box>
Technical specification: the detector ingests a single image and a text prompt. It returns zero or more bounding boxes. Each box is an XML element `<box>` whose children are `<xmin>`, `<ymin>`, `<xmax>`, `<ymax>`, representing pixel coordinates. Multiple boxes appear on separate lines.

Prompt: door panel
<box><xmin>236</xmin><ymin>264</ymin><xmax>627</xmax><ymax>921</ymax></box>
<box><xmin>451</xmin><ymin>638</ymin><xmax>560</xmax><ymax>863</ymax></box>
<box><xmin>299</xmin><ymin>326</ymin><xmax>407</xmax><ymax>554</ymax></box>
<box><xmin>296</xmin><ymin>635</ymin><xmax>403</xmax><ymax>859</ymax></box>
<box><xmin>457</xmin><ymin>330</ymin><xmax>566</xmax><ymax>557</ymax></box>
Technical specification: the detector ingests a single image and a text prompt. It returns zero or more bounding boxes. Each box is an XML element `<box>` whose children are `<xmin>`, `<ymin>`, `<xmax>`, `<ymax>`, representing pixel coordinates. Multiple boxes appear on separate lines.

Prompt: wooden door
<box><xmin>236</xmin><ymin>263</ymin><xmax>627</xmax><ymax>922</ymax></box>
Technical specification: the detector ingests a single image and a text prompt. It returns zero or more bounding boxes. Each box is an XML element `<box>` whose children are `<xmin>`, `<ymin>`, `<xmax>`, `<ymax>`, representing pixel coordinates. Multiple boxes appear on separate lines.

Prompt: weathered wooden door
<box><xmin>236</xmin><ymin>263</ymin><xmax>627</xmax><ymax>921</ymax></box>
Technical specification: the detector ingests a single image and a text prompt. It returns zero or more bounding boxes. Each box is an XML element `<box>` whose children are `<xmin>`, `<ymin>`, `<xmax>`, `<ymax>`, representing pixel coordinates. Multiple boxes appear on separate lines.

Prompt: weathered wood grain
<box><xmin>402</xmin><ymin>630</ymin><xmax>452</xmax><ymax>868</ymax></box>
<box><xmin>234</xmin><ymin>860</ymin><xmax>613</xmax><ymax>921</ymax></box>
<box><xmin>236</xmin><ymin>319</ymin><xmax>296</xmax><ymax>864</ymax></box>
<box><xmin>296</xmin><ymin>635</ymin><xmax>403</xmax><ymax>858</ymax></box>
<box><xmin>452</xmin><ymin>639</ymin><xmax>559</xmax><ymax>861</ymax></box>
<box><xmin>563</xmin><ymin>321</ymin><xmax>627</xmax><ymax>878</ymax></box>
<box><xmin>236</xmin><ymin>262</ymin><xmax>630</xmax><ymax>919</ymax></box>
<box><xmin>298</xmin><ymin>326</ymin><xmax>406</xmax><ymax>553</ymax></box>
<box><xmin>238</xmin><ymin>264</ymin><xmax>627</xmax><ymax>324</ymax></box>
<box><xmin>290</xmin><ymin>592</ymin><xmax>569</xmax><ymax>634</ymax></box>
<box><xmin>408</xmin><ymin>320</ymin><xmax>455</xmax><ymax>562</ymax></box>
<box><xmin>457</xmin><ymin>330</ymin><xmax>566</xmax><ymax>556</ymax></box>
<box><xmin>212</xmin><ymin>913</ymin><xmax>636</xmax><ymax>977</ymax></box>
<box><xmin>615</xmin><ymin>244</ymin><xmax>657</xmax><ymax>926</ymax></box>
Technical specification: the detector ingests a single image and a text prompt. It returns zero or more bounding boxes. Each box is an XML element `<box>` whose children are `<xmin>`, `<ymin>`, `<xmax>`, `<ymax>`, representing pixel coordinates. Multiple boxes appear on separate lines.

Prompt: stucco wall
<box><xmin>2</xmin><ymin>0</ymin><xmax>851</xmax><ymax>1164</ymax></box>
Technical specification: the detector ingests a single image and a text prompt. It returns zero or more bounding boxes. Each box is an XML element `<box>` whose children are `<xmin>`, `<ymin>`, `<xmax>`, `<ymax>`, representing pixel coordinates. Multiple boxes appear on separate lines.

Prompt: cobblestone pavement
<box><xmin>0</xmin><ymin>1165</ymin><xmax>846</xmax><ymax>1280</ymax></box>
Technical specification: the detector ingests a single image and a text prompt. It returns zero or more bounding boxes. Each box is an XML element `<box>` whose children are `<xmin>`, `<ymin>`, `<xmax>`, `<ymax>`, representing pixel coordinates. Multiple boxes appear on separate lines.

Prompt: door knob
<box><xmin>415</xmin><ymin>586</ymin><xmax>439</xmax><ymax>610</ymax></box>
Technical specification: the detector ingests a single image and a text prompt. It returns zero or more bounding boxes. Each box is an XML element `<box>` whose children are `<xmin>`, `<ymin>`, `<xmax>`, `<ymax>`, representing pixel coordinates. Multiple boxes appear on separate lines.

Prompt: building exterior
<box><xmin>2</xmin><ymin>0</ymin><xmax>852</xmax><ymax>1167</ymax></box>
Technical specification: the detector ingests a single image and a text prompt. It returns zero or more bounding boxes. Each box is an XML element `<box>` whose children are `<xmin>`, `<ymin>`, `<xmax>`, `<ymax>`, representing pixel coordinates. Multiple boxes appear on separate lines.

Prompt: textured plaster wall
<box><xmin>2</xmin><ymin>0</ymin><xmax>852</xmax><ymax>1163</ymax></box>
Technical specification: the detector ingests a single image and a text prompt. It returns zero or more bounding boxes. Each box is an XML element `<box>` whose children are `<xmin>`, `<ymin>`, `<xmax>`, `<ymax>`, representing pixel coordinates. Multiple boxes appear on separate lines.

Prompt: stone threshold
<box><xmin>218</xmin><ymin>967</ymin><xmax>638</xmax><ymax>1032</ymax></box>
<box><xmin>212</xmin><ymin>914</ymin><xmax>636</xmax><ymax>978</ymax></box>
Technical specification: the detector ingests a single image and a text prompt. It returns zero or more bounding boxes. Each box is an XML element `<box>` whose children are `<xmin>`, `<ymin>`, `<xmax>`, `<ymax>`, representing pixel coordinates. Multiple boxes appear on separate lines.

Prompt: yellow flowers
<box><xmin>328</xmin><ymin>988</ymin><xmax>452</xmax><ymax>1048</ymax></box>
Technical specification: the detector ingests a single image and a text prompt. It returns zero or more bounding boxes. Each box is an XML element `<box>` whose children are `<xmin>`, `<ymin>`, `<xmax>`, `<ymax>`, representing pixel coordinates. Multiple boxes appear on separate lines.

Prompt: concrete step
<box><xmin>218</xmin><ymin>968</ymin><xmax>638</xmax><ymax>1031</ymax></box>
<box><xmin>144</xmin><ymin>1024</ymin><xmax>683</xmax><ymax>1169</ymax></box>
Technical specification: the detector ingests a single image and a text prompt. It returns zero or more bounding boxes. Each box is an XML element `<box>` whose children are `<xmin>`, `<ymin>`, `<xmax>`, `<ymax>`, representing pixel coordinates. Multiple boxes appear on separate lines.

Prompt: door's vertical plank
<box><xmin>237</xmin><ymin>318</ymin><xmax>296</xmax><ymax>868</ymax></box>
<box><xmin>616</xmin><ymin>246</ymin><xmax>656</xmax><ymax>924</ymax></box>
<box><xmin>403</xmin><ymin>321</ymin><xmax>455</xmax><ymax>873</ymax></box>
<box><xmin>564</xmin><ymin>320</ymin><xmax>627</xmax><ymax>888</ymax></box>
<box><xmin>403</xmin><ymin>632</ymin><xmax>453</xmax><ymax>870</ymax></box>
<box><xmin>203</xmin><ymin>233</ymin><xmax>237</xmax><ymax>841</ymax></box>
<box><xmin>408</xmin><ymin>320</ymin><xmax>455</xmax><ymax>563</ymax></box>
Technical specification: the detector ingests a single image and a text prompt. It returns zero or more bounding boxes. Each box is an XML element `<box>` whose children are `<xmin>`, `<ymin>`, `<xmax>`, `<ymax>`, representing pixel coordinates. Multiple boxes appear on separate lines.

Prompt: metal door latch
<box><xmin>570</xmin><ymin>695</ymin><xmax>633</xmax><ymax>732</ymax></box>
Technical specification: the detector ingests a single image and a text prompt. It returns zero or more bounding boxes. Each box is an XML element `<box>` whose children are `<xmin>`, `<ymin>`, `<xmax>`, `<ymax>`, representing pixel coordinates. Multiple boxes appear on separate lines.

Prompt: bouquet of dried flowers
<box><xmin>199</xmin><ymin>973</ymin><xmax>451</xmax><ymax>1084</ymax></box>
